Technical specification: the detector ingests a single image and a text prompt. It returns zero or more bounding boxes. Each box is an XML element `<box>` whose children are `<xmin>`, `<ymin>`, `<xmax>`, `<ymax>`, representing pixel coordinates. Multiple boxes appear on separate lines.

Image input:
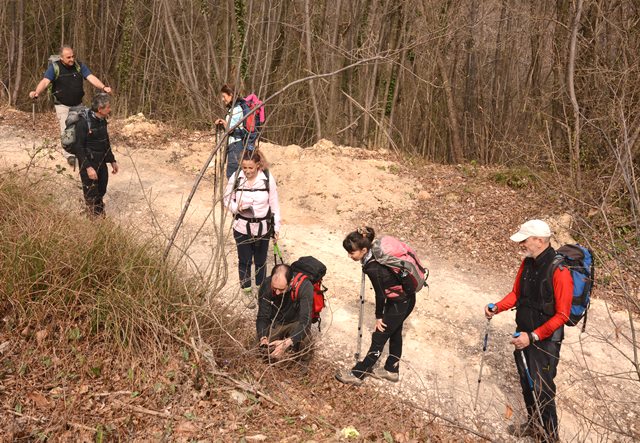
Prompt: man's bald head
<box><xmin>271</xmin><ymin>264</ymin><xmax>292</xmax><ymax>295</ymax></box>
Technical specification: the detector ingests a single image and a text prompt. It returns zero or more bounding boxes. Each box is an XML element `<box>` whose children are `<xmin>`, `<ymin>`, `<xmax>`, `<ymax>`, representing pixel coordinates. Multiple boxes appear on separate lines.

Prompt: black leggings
<box><xmin>352</xmin><ymin>295</ymin><xmax>415</xmax><ymax>378</ymax></box>
<box><xmin>80</xmin><ymin>163</ymin><xmax>109</xmax><ymax>216</ymax></box>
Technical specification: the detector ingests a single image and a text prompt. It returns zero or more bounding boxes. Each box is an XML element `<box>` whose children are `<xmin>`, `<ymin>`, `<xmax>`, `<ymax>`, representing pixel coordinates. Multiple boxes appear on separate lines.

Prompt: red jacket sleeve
<box><xmin>533</xmin><ymin>266</ymin><xmax>573</xmax><ymax>340</ymax></box>
<box><xmin>495</xmin><ymin>261</ymin><xmax>524</xmax><ymax>313</ymax></box>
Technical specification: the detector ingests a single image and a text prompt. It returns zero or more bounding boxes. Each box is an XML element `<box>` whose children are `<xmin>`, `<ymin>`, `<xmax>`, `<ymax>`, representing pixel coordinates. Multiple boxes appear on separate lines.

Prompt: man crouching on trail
<box><xmin>485</xmin><ymin>219</ymin><xmax>572</xmax><ymax>443</ymax></box>
<box><xmin>256</xmin><ymin>264</ymin><xmax>314</xmax><ymax>364</ymax></box>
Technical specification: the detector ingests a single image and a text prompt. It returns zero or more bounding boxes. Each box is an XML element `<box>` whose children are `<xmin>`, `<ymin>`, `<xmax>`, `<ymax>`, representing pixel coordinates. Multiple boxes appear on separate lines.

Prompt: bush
<box><xmin>492</xmin><ymin>167</ymin><xmax>537</xmax><ymax>189</ymax></box>
<box><xmin>0</xmin><ymin>173</ymin><xmax>207</xmax><ymax>355</ymax></box>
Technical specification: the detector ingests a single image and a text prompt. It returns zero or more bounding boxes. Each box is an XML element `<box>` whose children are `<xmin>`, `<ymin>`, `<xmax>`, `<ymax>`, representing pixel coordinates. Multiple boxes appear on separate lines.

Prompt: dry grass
<box><xmin>0</xmin><ymin>173</ymin><xmax>210</xmax><ymax>357</ymax></box>
<box><xmin>0</xmin><ymin>173</ymin><xmax>472</xmax><ymax>441</ymax></box>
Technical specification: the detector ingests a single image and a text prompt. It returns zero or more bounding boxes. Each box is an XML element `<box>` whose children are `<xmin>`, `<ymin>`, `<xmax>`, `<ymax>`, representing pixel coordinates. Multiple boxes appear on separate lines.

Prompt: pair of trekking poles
<box><xmin>474</xmin><ymin>308</ymin><xmax>545</xmax><ymax>432</ymax></box>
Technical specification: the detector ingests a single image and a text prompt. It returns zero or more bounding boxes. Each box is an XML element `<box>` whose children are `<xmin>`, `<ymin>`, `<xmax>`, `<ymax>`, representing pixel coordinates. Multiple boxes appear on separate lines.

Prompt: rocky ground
<box><xmin>1</xmin><ymin>106</ymin><xmax>638</xmax><ymax>442</ymax></box>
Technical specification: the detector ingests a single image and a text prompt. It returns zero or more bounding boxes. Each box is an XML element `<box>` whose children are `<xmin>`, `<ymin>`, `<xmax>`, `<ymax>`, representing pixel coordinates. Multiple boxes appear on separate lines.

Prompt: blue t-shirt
<box><xmin>44</xmin><ymin>62</ymin><xmax>91</xmax><ymax>81</ymax></box>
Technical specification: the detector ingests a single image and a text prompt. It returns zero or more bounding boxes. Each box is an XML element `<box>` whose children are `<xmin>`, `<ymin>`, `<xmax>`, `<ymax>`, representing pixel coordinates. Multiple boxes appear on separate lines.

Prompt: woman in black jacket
<box><xmin>336</xmin><ymin>226</ymin><xmax>416</xmax><ymax>385</ymax></box>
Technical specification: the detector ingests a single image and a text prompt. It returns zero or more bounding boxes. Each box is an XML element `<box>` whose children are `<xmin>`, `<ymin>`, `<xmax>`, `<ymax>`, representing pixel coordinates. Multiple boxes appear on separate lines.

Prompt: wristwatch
<box><xmin>528</xmin><ymin>332</ymin><xmax>539</xmax><ymax>343</ymax></box>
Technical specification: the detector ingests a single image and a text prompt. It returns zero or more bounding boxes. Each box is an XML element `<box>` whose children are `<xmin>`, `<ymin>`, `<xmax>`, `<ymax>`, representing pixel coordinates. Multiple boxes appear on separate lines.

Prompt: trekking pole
<box><xmin>31</xmin><ymin>99</ymin><xmax>36</xmax><ymax>131</ymax></box>
<box><xmin>513</xmin><ymin>332</ymin><xmax>546</xmax><ymax>433</ymax></box>
<box><xmin>354</xmin><ymin>270</ymin><xmax>366</xmax><ymax>361</ymax></box>
<box><xmin>273</xmin><ymin>241</ymin><xmax>284</xmax><ymax>265</ymax></box>
<box><xmin>473</xmin><ymin>303</ymin><xmax>494</xmax><ymax>410</ymax></box>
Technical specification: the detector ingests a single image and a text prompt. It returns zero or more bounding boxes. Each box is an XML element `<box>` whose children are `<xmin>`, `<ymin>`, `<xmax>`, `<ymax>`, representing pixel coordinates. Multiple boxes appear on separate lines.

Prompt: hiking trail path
<box><xmin>1</xmin><ymin>109</ymin><xmax>637</xmax><ymax>442</ymax></box>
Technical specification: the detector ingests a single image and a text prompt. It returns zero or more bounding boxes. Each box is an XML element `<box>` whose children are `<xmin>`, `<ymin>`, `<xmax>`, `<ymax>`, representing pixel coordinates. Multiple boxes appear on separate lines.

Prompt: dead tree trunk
<box><xmin>437</xmin><ymin>56</ymin><xmax>464</xmax><ymax>163</ymax></box>
<box><xmin>304</xmin><ymin>0</ymin><xmax>322</xmax><ymax>140</ymax></box>
<box><xmin>567</xmin><ymin>0</ymin><xmax>584</xmax><ymax>188</ymax></box>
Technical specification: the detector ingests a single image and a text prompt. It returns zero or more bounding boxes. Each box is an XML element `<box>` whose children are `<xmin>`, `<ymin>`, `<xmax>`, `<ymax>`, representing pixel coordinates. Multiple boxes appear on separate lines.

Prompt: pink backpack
<box><xmin>371</xmin><ymin>236</ymin><xmax>429</xmax><ymax>294</ymax></box>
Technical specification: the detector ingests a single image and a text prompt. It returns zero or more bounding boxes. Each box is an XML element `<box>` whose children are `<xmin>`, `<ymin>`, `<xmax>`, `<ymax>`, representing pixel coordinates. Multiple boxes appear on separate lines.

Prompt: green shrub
<box><xmin>492</xmin><ymin>167</ymin><xmax>537</xmax><ymax>189</ymax></box>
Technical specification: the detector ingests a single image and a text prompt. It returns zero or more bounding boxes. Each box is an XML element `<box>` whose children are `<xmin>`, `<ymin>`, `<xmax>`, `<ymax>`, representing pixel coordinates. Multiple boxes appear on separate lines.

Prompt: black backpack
<box><xmin>290</xmin><ymin>256</ymin><xmax>328</xmax><ymax>329</ymax></box>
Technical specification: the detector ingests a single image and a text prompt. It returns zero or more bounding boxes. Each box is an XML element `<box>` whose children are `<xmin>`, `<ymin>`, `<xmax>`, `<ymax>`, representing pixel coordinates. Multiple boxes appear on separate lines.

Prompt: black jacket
<box><xmin>256</xmin><ymin>276</ymin><xmax>314</xmax><ymax>346</ymax></box>
<box><xmin>73</xmin><ymin>110</ymin><xmax>115</xmax><ymax>170</ymax></box>
<box><xmin>516</xmin><ymin>245</ymin><xmax>564</xmax><ymax>341</ymax></box>
<box><xmin>363</xmin><ymin>259</ymin><xmax>415</xmax><ymax>319</ymax></box>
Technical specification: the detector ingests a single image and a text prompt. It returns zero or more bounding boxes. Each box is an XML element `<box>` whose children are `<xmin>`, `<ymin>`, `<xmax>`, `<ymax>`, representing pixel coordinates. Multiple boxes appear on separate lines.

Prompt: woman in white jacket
<box><xmin>224</xmin><ymin>150</ymin><xmax>281</xmax><ymax>305</ymax></box>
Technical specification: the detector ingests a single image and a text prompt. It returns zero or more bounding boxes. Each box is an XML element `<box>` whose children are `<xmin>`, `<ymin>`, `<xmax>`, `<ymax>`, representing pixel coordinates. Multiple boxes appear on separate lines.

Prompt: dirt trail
<box><xmin>1</xmin><ymin>112</ymin><xmax>637</xmax><ymax>442</ymax></box>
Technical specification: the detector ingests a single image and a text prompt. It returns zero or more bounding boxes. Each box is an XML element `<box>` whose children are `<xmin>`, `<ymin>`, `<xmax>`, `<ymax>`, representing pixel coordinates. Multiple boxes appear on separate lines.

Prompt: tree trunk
<box><xmin>304</xmin><ymin>0</ymin><xmax>322</xmax><ymax>141</ymax></box>
<box><xmin>567</xmin><ymin>0</ymin><xmax>584</xmax><ymax>188</ymax></box>
<box><xmin>10</xmin><ymin>0</ymin><xmax>24</xmax><ymax>105</ymax></box>
<box><xmin>437</xmin><ymin>56</ymin><xmax>464</xmax><ymax>163</ymax></box>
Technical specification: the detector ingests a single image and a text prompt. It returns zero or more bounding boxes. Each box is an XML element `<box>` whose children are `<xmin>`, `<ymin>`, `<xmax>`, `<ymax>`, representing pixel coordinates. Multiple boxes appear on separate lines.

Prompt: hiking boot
<box><xmin>242</xmin><ymin>287</ymin><xmax>256</xmax><ymax>309</ymax></box>
<box><xmin>335</xmin><ymin>370</ymin><xmax>364</xmax><ymax>386</ymax></box>
<box><xmin>66</xmin><ymin>155</ymin><xmax>76</xmax><ymax>167</ymax></box>
<box><xmin>372</xmin><ymin>367</ymin><xmax>399</xmax><ymax>382</ymax></box>
<box><xmin>507</xmin><ymin>421</ymin><xmax>535</xmax><ymax>438</ymax></box>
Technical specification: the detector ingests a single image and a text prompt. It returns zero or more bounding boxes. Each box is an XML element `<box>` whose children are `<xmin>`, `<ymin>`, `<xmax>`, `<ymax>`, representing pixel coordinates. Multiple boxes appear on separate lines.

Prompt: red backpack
<box><xmin>242</xmin><ymin>94</ymin><xmax>265</xmax><ymax>148</ymax></box>
<box><xmin>290</xmin><ymin>256</ymin><xmax>327</xmax><ymax>329</ymax></box>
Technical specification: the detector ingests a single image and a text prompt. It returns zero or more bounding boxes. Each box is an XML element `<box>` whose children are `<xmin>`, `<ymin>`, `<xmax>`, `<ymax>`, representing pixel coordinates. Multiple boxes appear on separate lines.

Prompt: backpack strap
<box><xmin>53</xmin><ymin>61</ymin><xmax>81</xmax><ymax>81</ymax></box>
<box><xmin>232</xmin><ymin>169</ymin><xmax>270</xmax><ymax>193</ymax></box>
<box><xmin>290</xmin><ymin>273</ymin><xmax>308</xmax><ymax>302</ymax></box>
<box><xmin>232</xmin><ymin>169</ymin><xmax>273</xmax><ymax>237</ymax></box>
<box><xmin>263</xmin><ymin>169</ymin><xmax>270</xmax><ymax>194</ymax></box>
<box><xmin>82</xmin><ymin>109</ymin><xmax>92</xmax><ymax>135</ymax></box>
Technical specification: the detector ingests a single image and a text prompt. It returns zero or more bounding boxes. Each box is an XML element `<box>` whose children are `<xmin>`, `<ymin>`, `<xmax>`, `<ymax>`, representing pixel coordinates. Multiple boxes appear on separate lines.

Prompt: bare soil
<box><xmin>1</xmin><ymin>106</ymin><xmax>638</xmax><ymax>442</ymax></box>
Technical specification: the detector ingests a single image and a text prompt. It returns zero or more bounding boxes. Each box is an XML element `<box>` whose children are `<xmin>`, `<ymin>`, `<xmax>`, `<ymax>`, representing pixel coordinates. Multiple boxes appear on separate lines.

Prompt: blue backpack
<box><xmin>551</xmin><ymin>244</ymin><xmax>595</xmax><ymax>331</ymax></box>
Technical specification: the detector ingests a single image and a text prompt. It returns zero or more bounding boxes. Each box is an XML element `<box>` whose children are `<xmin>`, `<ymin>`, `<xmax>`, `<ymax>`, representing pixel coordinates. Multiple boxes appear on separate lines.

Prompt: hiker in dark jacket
<box><xmin>485</xmin><ymin>219</ymin><xmax>572</xmax><ymax>442</ymax></box>
<box><xmin>29</xmin><ymin>45</ymin><xmax>112</xmax><ymax>166</ymax></box>
<box><xmin>336</xmin><ymin>226</ymin><xmax>416</xmax><ymax>386</ymax></box>
<box><xmin>214</xmin><ymin>84</ymin><xmax>249</xmax><ymax>178</ymax></box>
<box><xmin>72</xmin><ymin>93</ymin><xmax>119</xmax><ymax>217</ymax></box>
<box><xmin>256</xmin><ymin>264</ymin><xmax>314</xmax><ymax>361</ymax></box>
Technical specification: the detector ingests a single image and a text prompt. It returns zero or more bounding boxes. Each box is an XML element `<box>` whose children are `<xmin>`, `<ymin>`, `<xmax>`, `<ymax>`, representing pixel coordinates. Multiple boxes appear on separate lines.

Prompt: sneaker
<box><xmin>372</xmin><ymin>367</ymin><xmax>399</xmax><ymax>382</ymax></box>
<box><xmin>335</xmin><ymin>370</ymin><xmax>364</xmax><ymax>386</ymax></box>
<box><xmin>66</xmin><ymin>155</ymin><xmax>76</xmax><ymax>167</ymax></box>
<box><xmin>507</xmin><ymin>422</ymin><xmax>535</xmax><ymax>438</ymax></box>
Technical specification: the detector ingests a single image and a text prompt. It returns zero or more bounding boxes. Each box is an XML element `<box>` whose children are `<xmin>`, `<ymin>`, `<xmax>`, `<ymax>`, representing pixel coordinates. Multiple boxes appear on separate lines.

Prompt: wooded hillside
<box><xmin>2</xmin><ymin>0</ymin><xmax>639</xmax><ymax>179</ymax></box>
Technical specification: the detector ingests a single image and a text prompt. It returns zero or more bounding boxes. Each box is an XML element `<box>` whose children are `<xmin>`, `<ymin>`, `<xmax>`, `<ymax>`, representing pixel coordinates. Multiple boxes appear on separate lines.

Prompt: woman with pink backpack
<box><xmin>336</xmin><ymin>226</ymin><xmax>427</xmax><ymax>386</ymax></box>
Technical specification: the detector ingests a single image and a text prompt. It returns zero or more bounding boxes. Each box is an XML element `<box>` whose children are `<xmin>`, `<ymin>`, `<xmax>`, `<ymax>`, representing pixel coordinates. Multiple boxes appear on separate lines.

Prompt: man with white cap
<box><xmin>484</xmin><ymin>219</ymin><xmax>573</xmax><ymax>442</ymax></box>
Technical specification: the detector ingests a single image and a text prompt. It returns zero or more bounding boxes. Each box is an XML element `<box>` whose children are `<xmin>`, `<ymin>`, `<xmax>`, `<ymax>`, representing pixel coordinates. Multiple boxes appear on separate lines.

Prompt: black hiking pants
<box><xmin>514</xmin><ymin>340</ymin><xmax>561</xmax><ymax>442</ymax></box>
<box><xmin>352</xmin><ymin>295</ymin><xmax>415</xmax><ymax>379</ymax></box>
<box><xmin>80</xmin><ymin>163</ymin><xmax>109</xmax><ymax>217</ymax></box>
<box><xmin>233</xmin><ymin>230</ymin><xmax>270</xmax><ymax>289</ymax></box>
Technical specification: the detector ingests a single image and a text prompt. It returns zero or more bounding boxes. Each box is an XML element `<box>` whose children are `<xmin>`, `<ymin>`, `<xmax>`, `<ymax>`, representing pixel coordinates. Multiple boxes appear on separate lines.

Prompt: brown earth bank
<box><xmin>1</xmin><ymin>105</ymin><xmax>639</xmax><ymax>442</ymax></box>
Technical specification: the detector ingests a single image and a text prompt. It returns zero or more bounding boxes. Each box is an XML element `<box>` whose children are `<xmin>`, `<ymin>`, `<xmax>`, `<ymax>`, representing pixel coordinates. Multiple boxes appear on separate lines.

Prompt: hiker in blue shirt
<box><xmin>29</xmin><ymin>45</ymin><xmax>112</xmax><ymax>166</ymax></box>
<box><xmin>214</xmin><ymin>84</ymin><xmax>249</xmax><ymax>179</ymax></box>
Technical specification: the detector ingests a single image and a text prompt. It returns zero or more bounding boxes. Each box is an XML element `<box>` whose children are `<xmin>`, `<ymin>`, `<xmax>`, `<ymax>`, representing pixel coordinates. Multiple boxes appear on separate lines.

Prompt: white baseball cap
<box><xmin>510</xmin><ymin>219</ymin><xmax>551</xmax><ymax>242</ymax></box>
